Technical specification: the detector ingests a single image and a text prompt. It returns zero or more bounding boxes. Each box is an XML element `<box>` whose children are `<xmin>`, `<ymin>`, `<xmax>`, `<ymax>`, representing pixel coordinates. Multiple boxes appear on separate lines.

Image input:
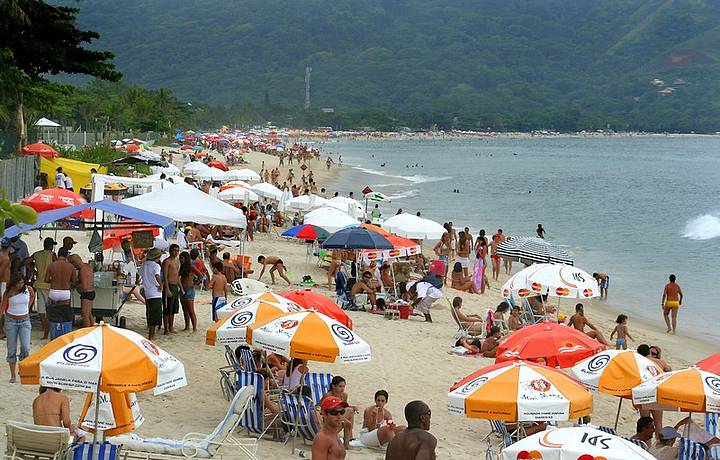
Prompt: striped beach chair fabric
<box><xmin>280</xmin><ymin>393</ymin><xmax>319</xmax><ymax>443</ymax></box>
<box><xmin>71</xmin><ymin>442</ymin><xmax>119</xmax><ymax>460</ymax></box>
<box><xmin>305</xmin><ymin>372</ymin><xmax>333</xmax><ymax>404</ymax></box>
<box><xmin>622</xmin><ymin>437</ymin><xmax>649</xmax><ymax>450</ymax></box>
<box><xmin>236</xmin><ymin>371</ymin><xmax>265</xmax><ymax>436</ymax></box>
<box><xmin>680</xmin><ymin>437</ymin><xmax>706</xmax><ymax>460</ymax></box>
<box><xmin>487</xmin><ymin>420</ymin><xmax>513</xmax><ymax>448</ymax></box>
<box><xmin>708</xmin><ymin>446</ymin><xmax>720</xmax><ymax>460</ymax></box>
<box><xmin>597</xmin><ymin>425</ymin><xmax>617</xmax><ymax>436</ymax></box>
<box><xmin>238</xmin><ymin>348</ymin><xmax>257</xmax><ymax>372</ymax></box>
<box><xmin>707</xmin><ymin>413</ymin><xmax>720</xmax><ymax>437</ymax></box>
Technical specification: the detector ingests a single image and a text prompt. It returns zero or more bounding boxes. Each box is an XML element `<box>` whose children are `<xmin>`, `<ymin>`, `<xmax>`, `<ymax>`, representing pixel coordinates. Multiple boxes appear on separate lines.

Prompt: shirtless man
<box><xmin>661</xmin><ymin>274</ymin><xmax>683</xmax><ymax>334</ymax></box>
<box><xmin>385</xmin><ymin>400</ymin><xmax>436</xmax><ymax>460</ymax></box>
<box><xmin>162</xmin><ymin>244</ymin><xmax>181</xmax><ymax>334</ymax></box>
<box><xmin>495</xmin><ymin>229</ymin><xmax>512</xmax><ymax>274</ymax></box>
<box><xmin>312</xmin><ymin>396</ymin><xmax>347</xmax><ymax>459</ymax></box>
<box><xmin>33</xmin><ymin>387</ymin><xmax>83</xmax><ymax>441</ymax></box>
<box><xmin>490</xmin><ymin>234</ymin><xmax>501</xmax><ymax>281</ymax></box>
<box><xmin>351</xmin><ymin>271</ymin><xmax>377</xmax><ymax>308</ymax></box>
<box><xmin>257</xmin><ymin>255</ymin><xmax>291</xmax><ymax>285</ymax></box>
<box><xmin>221</xmin><ymin>252</ymin><xmax>238</xmax><ymax>282</ymax></box>
<box><xmin>68</xmin><ymin>255</ymin><xmax>95</xmax><ymax>327</ymax></box>
<box><xmin>45</xmin><ymin>248</ymin><xmax>77</xmax><ymax>339</ymax></box>
<box><xmin>593</xmin><ymin>272</ymin><xmax>609</xmax><ymax>299</ymax></box>
<box><xmin>28</xmin><ymin>238</ymin><xmax>57</xmax><ymax>338</ymax></box>
<box><xmin>481</xmin><ymin>326</ymin><xmax>502</xmax><ymax>358</ymax></box>
<box><xmin>569</xmin><ymin>303</ymin><xmax>608</xmax><ymax>346</ymax></box>
<box><xmin>327</xmin><ymin>250</ymin><xmax>343</xmax><ymax>290</ymax></box>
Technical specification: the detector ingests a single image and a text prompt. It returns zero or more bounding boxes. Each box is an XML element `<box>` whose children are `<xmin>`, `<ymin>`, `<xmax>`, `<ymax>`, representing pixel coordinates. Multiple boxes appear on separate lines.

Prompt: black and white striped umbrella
<box><xmin>496</xmin><ymin>236</ymin><xmax>573</xmax><ymax>266</ymax></box>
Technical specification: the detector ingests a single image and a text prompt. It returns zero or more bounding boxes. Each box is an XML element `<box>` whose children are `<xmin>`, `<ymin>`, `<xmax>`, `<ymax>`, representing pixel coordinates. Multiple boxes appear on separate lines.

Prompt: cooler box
<box><xmin>397</xmin><ymin>305</ymin><xmax>411</xmax><ymax>319</ymax></box>
<box><xmin>429</xmin><ymin>260</ymin><xmax>446</xmax><ymax>277</ymax></box>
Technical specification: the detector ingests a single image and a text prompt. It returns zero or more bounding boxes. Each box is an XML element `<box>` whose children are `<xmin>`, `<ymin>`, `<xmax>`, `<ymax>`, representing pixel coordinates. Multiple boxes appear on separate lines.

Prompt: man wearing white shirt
<box><xmin>140</xmin><ymin>248</ymin><xmax>163</xmax><ymax>340</ymax></box>
<box><xmin>63</xmin><ymin>174</ymin><xmax>73</xmax><ymax>192</ymax></box>
<box><xmin>55</xmin><ymin>167</ymin><xmax>66</xmax><ymax>189</ymax></box>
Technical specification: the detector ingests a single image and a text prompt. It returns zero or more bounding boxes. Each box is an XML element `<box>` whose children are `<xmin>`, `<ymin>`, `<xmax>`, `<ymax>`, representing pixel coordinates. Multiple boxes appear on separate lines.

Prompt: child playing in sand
<box><xmin>610</xmin><ymin>314</ymin><xmax>633</xmax><ymax>350</ymax></box>
<box><xmin>209</xmin><ymin>262</ymin><xmax>228</xmax><ymax>321</ymax></box>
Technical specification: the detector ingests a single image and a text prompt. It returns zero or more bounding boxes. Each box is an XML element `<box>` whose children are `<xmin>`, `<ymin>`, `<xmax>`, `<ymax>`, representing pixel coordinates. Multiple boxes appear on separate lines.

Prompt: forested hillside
<box><xmin>72</xmin><ymin>0</ymin><xmax>720</xmax><ymax>131</ymax></box>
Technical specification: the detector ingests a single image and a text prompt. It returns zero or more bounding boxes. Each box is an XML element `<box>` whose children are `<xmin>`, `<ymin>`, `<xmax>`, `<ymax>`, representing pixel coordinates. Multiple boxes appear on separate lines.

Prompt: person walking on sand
<box><xmin>385</xmin><ymin>400</ymin><xmax>436</xmax><ymax>460</ymax></box>
<box><xmin>661</xmin><ymin>274</ymin><xmax>683</xmax><ymax>334</ymax></box>
<box><xmin>161</xmin><ymin>244</ymin><xmax>181</xmax><ymax>335</ymax></box>
<box><xmin>490</xmin><ymin>234</ymin><xmax>501</xmax><ymax>281</ymax></box>
<box><xmin>593</xmin><ymin>272</ymin><xmax>609</xmax><ymax>299</ymax></box>
<box><xmin>2</xmin><ymin>273</ymin><xmax>34</xmax><ymax>383</ymax></box>
<box><xmin>179</xmin><ymin>251</ymin><xmax>202</xmax><ymax>332</ymax></box>
<box><xmin>257</xmin><ymin>255</ymin><xmax>292</xmax><ymax>285</ymax></box>
<box><xmin>68</xmin><ymin>255</ymin><xmax>94</xmax><ymax>328</ymax></box>
<box><xmin>610</xmin><ymin>314</ymin><xmax>633</xmax><ymax>350</ymax></box>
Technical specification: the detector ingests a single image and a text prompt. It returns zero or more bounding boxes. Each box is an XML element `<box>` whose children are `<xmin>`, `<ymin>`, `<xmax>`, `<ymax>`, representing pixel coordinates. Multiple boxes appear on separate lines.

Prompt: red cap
<box><xmin>320</xmin><ymin>396</ymin><xmax>348</xmax><ymax>412</ymax></box>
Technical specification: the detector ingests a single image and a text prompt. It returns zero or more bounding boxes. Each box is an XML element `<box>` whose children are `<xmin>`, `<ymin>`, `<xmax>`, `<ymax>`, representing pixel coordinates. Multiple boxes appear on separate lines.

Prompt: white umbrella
<box><xmin>501</xmin><ymin>263</ymin><xmax>599</xmax><ymax>300</ymax></box>
<box><xmin>502</xmin><ymin>427</ymin><xmax>654</xmax><ymax>460</ymax></box>
<box><xmin>381</xmin><ymin>213</ymin><xmax>445</xmax><ymax>240</ymax></box>
<box><xmin>215</xmin><ymin>292</ymin><xmax>301</xmax><ymax>317</ymax></box>
<box><xmin>150</xmin><ymin>164</ymin><xmax>180</xmax><ymax>175</ymax></box>
<box><xmin>79</xmin><ymin>391</ymin><xmax>144</xmax><ymax>435</ymax></box>
<box><xmin>326</xmin><ymin>196</ymin><xmax>363</xmax><ymax>217</ymax></box>
<box><xmin>195</xmin><ymin>167</ymin><xmax>229</xmax><ymax>181</ymax></box>
<box><xmin>278</xmin><ymin>188</ymin><xmax>292</xmax><ymax>212</ymax></box>
<box><xmin>217</xmin><ymin>187</ymin><xmax>259</xmax><ymax>202</ymax></box>
<box><xmin>286</xmin><ymin>194</ymin><xmax>328</xmax><ymax>210</ymax></box>
<box><xmin>304</xmin><ymin>206</ymin><xmax>358</xmax><ymax>233</ymax></box>
<box><xmin>225</xmin><ymin>168</ymin><xmax>261</xmax><ymax>182</ymax></box>
<box><xmin>223</xmin><ymin>180</ymin><xmax>251</xmax><ymax>189</ymax></box>
<box><xmin>183</xmin><ymin>161</ymin><xmax>210</xmax><ymax>174</ymax></box>
<box><xmin>250</xmin><ymin>182</ymin><xmax>283</xmax><ymax>201</ymax></box>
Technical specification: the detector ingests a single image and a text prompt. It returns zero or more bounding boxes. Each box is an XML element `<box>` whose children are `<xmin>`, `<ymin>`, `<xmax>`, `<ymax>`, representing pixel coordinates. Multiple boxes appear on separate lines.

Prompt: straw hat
<box><xmin>146</xmin><ymin>248</ymin><xmax>163</xmax><ymax>260</ymax></box>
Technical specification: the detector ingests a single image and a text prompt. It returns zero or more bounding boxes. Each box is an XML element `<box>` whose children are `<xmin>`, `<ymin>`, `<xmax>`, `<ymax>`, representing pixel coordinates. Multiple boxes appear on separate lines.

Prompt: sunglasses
<box><xmin>424</xmin><ymin>409</ymin><xmax>432</xmax><ymax>417</ymax></box>
<box><xmin>325</xmin><ymin>409</ymin><xmax>344</xmax><ymax>416</ymax></box>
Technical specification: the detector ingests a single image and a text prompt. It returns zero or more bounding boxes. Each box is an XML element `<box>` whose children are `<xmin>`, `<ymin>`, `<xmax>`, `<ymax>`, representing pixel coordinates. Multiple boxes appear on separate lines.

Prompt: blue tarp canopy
<box><xmin>5</xmin><ymin>199</ymin><xmax>175</xmax><ymax>238</ymax></box>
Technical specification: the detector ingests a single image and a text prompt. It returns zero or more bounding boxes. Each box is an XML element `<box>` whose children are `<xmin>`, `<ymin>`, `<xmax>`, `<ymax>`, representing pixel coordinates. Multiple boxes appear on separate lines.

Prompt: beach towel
<box><xmin>472</xmin><ymin>258</ymin><xmax>485</xmax><ymax>292</ymax></box>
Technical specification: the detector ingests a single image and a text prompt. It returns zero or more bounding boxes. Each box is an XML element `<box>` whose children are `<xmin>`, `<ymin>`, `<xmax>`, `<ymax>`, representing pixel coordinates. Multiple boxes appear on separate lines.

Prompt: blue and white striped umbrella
<box><xmin>496</xmin><ymin>236</ymin><xmax>573</xmax><ymax>265</ymax></box>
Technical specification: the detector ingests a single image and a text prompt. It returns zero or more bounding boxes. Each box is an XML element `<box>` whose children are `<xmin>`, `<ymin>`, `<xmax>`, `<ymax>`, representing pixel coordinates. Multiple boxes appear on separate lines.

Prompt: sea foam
<box><xmin>682</xmin><ymin>214</ymin><xmax>720</xmax><ymax>240</ymax></box>
<box><xmin>352</xmin><ymin>166</ymin><xmax>451</xmax><ymax>184</ymax></box>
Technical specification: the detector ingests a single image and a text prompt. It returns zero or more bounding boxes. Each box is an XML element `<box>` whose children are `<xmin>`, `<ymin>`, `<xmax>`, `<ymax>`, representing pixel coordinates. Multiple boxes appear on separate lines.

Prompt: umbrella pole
<box><xmin>613</xmin><ymin>398</ymin><xmax>623</xmax><ymax>431</ymax></box>
<box><xmin>92</xmin><ymin>375</ymin><xmax>102</xmax><ymax>444</ymax></box>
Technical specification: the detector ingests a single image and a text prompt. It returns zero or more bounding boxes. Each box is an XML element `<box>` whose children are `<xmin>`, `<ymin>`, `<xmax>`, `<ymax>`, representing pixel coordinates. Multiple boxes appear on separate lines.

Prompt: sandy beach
<box><xmin>1</xmin><ymin>146</ymin><xmax>717</xmax><ymax>459</ymax></box>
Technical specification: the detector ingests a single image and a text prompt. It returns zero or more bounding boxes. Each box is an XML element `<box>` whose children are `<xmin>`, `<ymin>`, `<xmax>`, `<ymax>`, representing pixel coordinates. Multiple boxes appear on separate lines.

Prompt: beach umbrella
<box><xmin>278</xmin><ymin>289</ymin><xmax>352</xmax><ymax>328</ymax></box>
<box><xmin>205</xmin><ymin>301</ymin><xmax>302</xmax><ymax>346</ymax></box>
<box><xmin>321</xmin><ymin>227</ymin><xmax>393</xmax><ymax>250</ymax></box>
<box><xmin>501</xmin><ymin>427</ymin><xmax>655</xmax><ymax>460</ymax></box>
<box><xmin>304</xmin><ymin>206</ymin><xmax>358</xmax><ymax>233</ymax></box>
<box><xmin>496</xmin><ymin>321</ymin><xmax>606</xmax><ymax>368</ymax></box>
<box><xmin>225</xmin><ymin>168</ymin><xmax>261</xmax><ymax>182</ymax></box>
<box><xmin>246</xmin><ymin>310</ymin><xmax>371</xmax><ymax>363</ymax></box>
<box><xmin>21</xmin><ymin>188</ymin><xmax>92</xmax><ymax>219</ymax></box>
<box><xmin>571</xmin><ymin>350</ymin><xmax>663</xmax><ymax>429</ymax></box>
<box><xmin>250</xmin><ymin>182</ymin><xmax>283</xmax><ymax>201</ymax></box>
<box><xmin>183</xmin><ymin>161</ymin><xmax>210</xmax><ymax>174</ymax></box>
<box><xmin>220</xmin><ymin>180</ymin><xmax>251</xmax><ymax>191</ymax></box>
<box><xmin>381</xmin><ymin>213</ymin><xmax>445</xmax><ymax>240</ymax></box>
<box><xmin>360</xmin><ymin>234</ymin><xmax>422</xmax><ymax>263</ymax></box>
<box><xmin>631</xmin><ymin>367</ymin><xmax>720</xmax><ymax>413</ymax></box>
<box><xmin>501</xmin><ymin>263</ymin><xmax>599</xmax><ymax>300</ymax></box>
<box><xmin>217</xmin><ymin>187</ymin><xmax>259</xmax><ymax>202</ymax></box>
<box><xmin>325</xmin><ymin>196</ymin><xmax>363</xmax><ymax>217</ymax></box>
<box><xmin>207</xmin><ymin>160</ymin><xmax>229</xmax><ymax>171</ymax></box>
<box><xmin>285</xmin><ymin>194</ymin><xmax>327</xmax><ymax>210</ymax></box>
<box><xmin>360</xmin><ymin>223</ymin><xmax>392</xmax><ymax>237</ymax></box>
<box><xmin>79</xmin><ymin>391</ymin><xmax>144</xmax><ymax>437</ymax></box>
<box><xmin>696</xmin><ymin>353</ymin><xmax>720</xmax><ymax>374</ymax></box>
<box><xmin>215</xmin><ymin>291</ymin><xmax>301</xmax><ymax>317</ymax></box>
<box><xmin>448</xmin><ymin>361</ymin><xmax>592</xmax><ymax>422</ymax></box>
<box><xmin>497</xmin><ymin>236</ymin><xmax>574</xmax><ymax>266</ymax></box>
<box><xmin>282</xmin><ymin>224</ymin><xmax>329</xmax><ymax>241</ymax></box>
<box><xmin>21</xmin><ymin>142</ymin><xmax>59</xmax><ymax>158</ymax></box>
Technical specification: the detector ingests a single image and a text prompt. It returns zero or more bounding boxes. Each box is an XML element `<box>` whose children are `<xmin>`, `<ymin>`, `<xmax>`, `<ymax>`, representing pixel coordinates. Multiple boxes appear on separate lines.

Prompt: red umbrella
<box><xmin>696</xmin><ymin>353</ymin><xmax>720</xmax><ymax>374</ymax></box>
<box><xmin>207</xmin><ymin>160</ymin><xmax>228</xmax><ymax>171</ymax></box>
<box><xmin>495</xmin><ymin>321</ymin><xmax>606</xmax><ymax>368</ymax></box>
<box><xmin>21</xmin><ymin>188</ymin><xmax>92</xmax><ymax>218</ymax></box>
<box><xmin>180</xmin><ymin>145</ymin><xmax>193</xmax><ymax>150</ymax></box>
<box><xmin>21</xmin><ymin>143</ymin><xmax>58</xmax><ymax>158</ymax></box>
<box><xmin>278</xmin><ymin>289</ymin><xmax>352</xmax><ymax>329</ymax></box>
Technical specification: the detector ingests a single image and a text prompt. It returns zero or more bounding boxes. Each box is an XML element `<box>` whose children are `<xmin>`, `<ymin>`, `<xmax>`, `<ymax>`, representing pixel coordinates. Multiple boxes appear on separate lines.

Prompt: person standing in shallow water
<box><xmin>536</xmin><ymin>223</ymin><xmax>545</xmax><ymax>238</ymax></box>
<box><xmin>661</xmin><ymin>274</ymin><xmax>683</xmax><ymax>334</ymax></box>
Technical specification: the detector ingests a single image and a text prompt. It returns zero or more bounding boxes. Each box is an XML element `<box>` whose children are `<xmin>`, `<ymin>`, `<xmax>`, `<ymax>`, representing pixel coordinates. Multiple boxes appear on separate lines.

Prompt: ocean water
<box><xmin>324</xmin><ymin>136</ymin><xmax>720</xmax><ymax>339</ymax></box>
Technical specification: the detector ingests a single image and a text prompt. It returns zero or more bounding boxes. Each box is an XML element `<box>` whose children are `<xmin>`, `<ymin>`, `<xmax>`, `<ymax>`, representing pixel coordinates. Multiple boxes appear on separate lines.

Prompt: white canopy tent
<box><xmin>91</xmin><ymin>174</ymin><xmax>174</xmax><ymax>202</ymax></box>
<box><xmin>381</xmin><ymin>213</ymin><xmax>445</xmax><ymax>240</ymax></box>
<box><xmin>123</xmin><ymin>183</ymin><xmax>246</xmax><ymax>228</ymax></box>
<box><xmin>34</xmin><ymin>117</ymin><xmax>62</xmax><ymax>127</ymax></box>
<box><xmin>325</xmin><ymin>196</ymin><xmax>363</xmax><ymax>218</ymax></box>
<box><xmin>285</xmin><ymin>194</ymin><xmax>327</xmax><ymax>210</ymax></box>
<box><xmin>217</xmin><ymin>187</ymin><xmax>259</xmax><ymax>202</ymax></box>
<box><xmin>195</xmin><ymin>167</ymin><xmax>229</xmax><ymax>181</ymax></box>
<box><xmin>250</xmin><ymin>182</ymin><xmax>283</xmax><ymax>201</ymax></box>
<box><xmin>304</xmin><ymin>206</ymin><xmax>358</xmax><ymax>233</ymax></box>
<box><xmin>224</xmin><ymin>169</ymin><xmax>261</xmax><ymax>182</ymax></box>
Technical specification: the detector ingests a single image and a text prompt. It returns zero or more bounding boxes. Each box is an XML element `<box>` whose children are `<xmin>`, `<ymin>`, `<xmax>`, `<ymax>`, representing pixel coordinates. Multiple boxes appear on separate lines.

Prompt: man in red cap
<box><xmin>312</xmin><ymin>396</ymin><xmax>348</xmax><ymax>459</ymax></box>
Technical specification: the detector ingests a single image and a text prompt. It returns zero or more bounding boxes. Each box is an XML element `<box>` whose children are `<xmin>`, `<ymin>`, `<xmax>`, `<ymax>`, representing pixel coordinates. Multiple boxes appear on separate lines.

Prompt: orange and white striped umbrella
<box><xmin>632</xmin><ymin>367</ymin><xmax>720</xmax><ymax>413</ymax></box>
<box><xmin>571</xmin><ymin>350</ymin><xmax>663</xmax><ymax>397</ymax></box>
<box><xmin>205</xmin><ymin>301</ymin><xmax>302</xmax><ymax>346</ymax></box>
<box><xmin>215</xmin><ymin>291</ymin><xmax>301</xmax><ymax>317</ymax></box>
<box><xmin>79</xmin><ymin>392</ymin><xmax>144</xmax><ymax>437</ymax></box>
<box><xmin>19</xmin><ymin>323</ymin><xmax>186</xmax><ymax>395</ymax></box>
<box><xmin>246</xmin><ymin>310</ymin><xmax>371</xmax><ymax>363</ymax></box>
<box><xmin>448</xmin><ymin>361</ymin><xmax>592</xmax><ymax>422</ymax></box>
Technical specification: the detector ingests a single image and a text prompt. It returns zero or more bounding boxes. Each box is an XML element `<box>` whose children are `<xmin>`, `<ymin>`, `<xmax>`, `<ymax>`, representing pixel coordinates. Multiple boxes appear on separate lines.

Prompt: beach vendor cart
<box><xmin>5</xmin><ymin>200</ymin><xmax>175</xmax><ymax>327</ymax></box>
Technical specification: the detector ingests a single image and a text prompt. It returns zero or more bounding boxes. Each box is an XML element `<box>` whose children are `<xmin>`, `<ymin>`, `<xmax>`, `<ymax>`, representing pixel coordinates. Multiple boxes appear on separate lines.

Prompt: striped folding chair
<box><xmin>622</xmin><ymin>437</ymin><xmax>649</xmax><ymax>451</ymax></box>
<box><xmin>238</xmin><ymin>347</ymin><xmax>257</xmax><ymax>372</ymax></box>
<box><xmin>596</xmin><ymin>425</ymin><xmax>618</xmax><ymax>436</ymax></box>
<box><xmin>280</xmin><ymin>393</ymin><xmax>319</xmax><ymax>445</ymax></box>
<box><xmin>304</xmin><ymin>372</ymin><xmax>333</xmax><ymax>405</ymax></box>
<box><xmin>707</xmin><ymin>413</ymin><xmax>720</xmax><ymax>437</ymax></box>
<box><xmin>235</xmin><ymin>371</ymin><xmax>279</xmax><ymax>440</ymax></box>
<box><xmin>71</xmin><ymin>442</ymin><xmax>119</xmax><ymax>460</ymax></box>
<box><xmin>487</xmin><ymin>420</ymin><xmax>513</xmax><ymax>448</ymax></box>
<box><xmin>708</xmin><ymin>445</ymin><xmax>720</xmax><ymax>460</ymax></box>
<box><xmin>680</xmin><ymin>437</ymin><xmax>706</xmax><ymax>460</ymax></box>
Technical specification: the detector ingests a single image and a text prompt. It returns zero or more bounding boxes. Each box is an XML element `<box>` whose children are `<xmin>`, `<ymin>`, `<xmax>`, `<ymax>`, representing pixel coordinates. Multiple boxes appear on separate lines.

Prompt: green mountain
<box><xmin>73</xmin><ymin>0</ymin><xmax>720</xmax><ymax>131</ymax></box>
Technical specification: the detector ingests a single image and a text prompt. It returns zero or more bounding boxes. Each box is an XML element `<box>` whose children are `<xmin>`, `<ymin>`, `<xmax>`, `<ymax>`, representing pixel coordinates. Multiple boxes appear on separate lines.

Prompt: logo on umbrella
<box><xmin>705</xmin><ymin>376</ymin><xmax>720</xmax><ymax>393</ymax></box>
<box><xmin>141</xmin><ymin>339</ymin><xmax>160</xmax><ymax>356</ymax></box>
<box><xmin>515</xmin><ymin>449</ymin><xmax>544</xmax><ymax>459</ymax></box>
<box><xmin>531</xmin><ymin>282</ymin><xmax>543</xmax><ymax>292</ymax></box>
<box><xmin>231</xmin><ymin>296</ymin><xmax>254</xmax><ymax>309</ymax></box>
<box><xmin>646</xmin><ymin>365</ymin><xmax>662</xmax><ymax>377</ymax></box>
<box><xmin>586</xmin><ymin>354</ymin><xmax>610</xmax><ymax>372</ymax></box>
<box><xmin>582</xmin><ymin>288</ymin><xmax>594</xmax><ymax>297</ymax></box>
<box><xmin>331</xmin><ymin>324</ymin><xmax>355</xmax><ymax>343</ymax></box>
<box><xmin>530</xmin><ymin>379</ymin><xmax>551</xmax><ymax>392</ymax></box>
<box><xmin>63</xmin><ymin>344</ymin><xmax>97</xmax><ymax>364</ymax></box>
<box><xmin>280</xmin><ymin>319</ymin><xmax>299</xmax><ymax>330</ymax></box>
<box><xmin>459</xmin><ymin>376</ymin><xmax>488</xmax><ymax>395</ymax></box>
<box><xmin>230</xmin><ymin>311</ymin><xmax>254</xmax><ymax>327</ymax></box>
<box><xmin>555</xmin><ymin>287</ymin><xmax>570</xmax><ymax>296</ymax></box>
<box><xmin>559</xmin><ymin>344</ymin><xmax>586</xmax><ymax>353</ymax></box>
<box><xmin>287</xmin><ymin>302</ymin><xmax>303</xmax><ymax>312</ymax></box>
<box><xmin>518</xmin><ymin>289</ymin><xmax>531</xmax><ymax>297</ymax></box>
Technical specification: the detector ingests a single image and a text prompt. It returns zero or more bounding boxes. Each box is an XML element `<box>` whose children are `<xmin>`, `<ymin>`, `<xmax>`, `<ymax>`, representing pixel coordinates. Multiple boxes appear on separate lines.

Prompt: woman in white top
<box><xmin>280</xmin><ymin>358</ymin><xmax>308</xmax><ymax>392</ymax></box>
<box><xmin>2</xmin><ymin>273</ymin><xmax>34</xmax><ymax>383</ymax></box>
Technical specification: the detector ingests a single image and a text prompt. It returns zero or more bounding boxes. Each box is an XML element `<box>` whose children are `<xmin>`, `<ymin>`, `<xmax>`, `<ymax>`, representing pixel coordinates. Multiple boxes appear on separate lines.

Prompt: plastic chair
<box><xmin>5</xmin><ymin>421</ymin><xmax>71</xmax><ymax>460</ymax></box>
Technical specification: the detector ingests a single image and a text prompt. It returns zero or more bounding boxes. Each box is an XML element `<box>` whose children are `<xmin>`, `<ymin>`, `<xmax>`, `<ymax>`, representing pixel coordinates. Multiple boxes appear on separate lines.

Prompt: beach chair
<box><xmin>218</xmin><ymin>346</ymin><xmax>242</xmax><ymax>401</ymax></box>
<box><xmin>622</xmin><ymin>437</ymin><xmax>649</xmax><ymax>450</ymax></box>
<box><xmin>706</xmin><ymin>413</ymin><xmax>720</xmax><ymax>437</ymax></box>
<box><xmin>70</xmin><ymin>442</ymin><xmax>120</xmax><ymax>460</ymax></box>
<box><xmin>5</xmin><ymin>421</ymin><xmax>72</xmax><ymax>460</ymax></box>
<box><xmin>708</xmin><ymin>445</ymin><xmax>720</xmax><ymax>460</ymax></box>
<box><xmin>237</xmin><ymin>347</ymin><xmax>256</xmax><ymax>372</ymax></box>
<box><xmin>112</xmin><ymin>386</ymin><xmax>257</xmax><ymax>460</ymax></box>
<box><xmin>448</xmin><ymin>298</ymin><xmax>484</xmax><ymax>340</ymax></box>
<box><xmin>280</xmin><ymin>393</ymin><xmax>320</xmax><ymax>445</ymax></box>
<box><xmin>520</xmin><ymin>298</ymin><xmax>544</xmax><ymax>324</ymax></box>
<box><xmin>486</xmin><ymin>420</ymin><xmax>513</xmax><ymax>448</ymax></box>
<box><xmin>304</xmin><ymin>372</ymin><xmax>333</xmax><ymax>405</ymax></box>
<box><xmin>679</xmin><ymin>437</ymin><xmax>706</xmax><ymax>460</ymax></box>
<box><xmin>236</xmin><ymin>371</ymin><xmax>281</xmax><ymax>441</ymax></box>
<box><xmin>596</xmin><ymin>425</ymin><xmax>617</xmax><ymax>436</ymax></box>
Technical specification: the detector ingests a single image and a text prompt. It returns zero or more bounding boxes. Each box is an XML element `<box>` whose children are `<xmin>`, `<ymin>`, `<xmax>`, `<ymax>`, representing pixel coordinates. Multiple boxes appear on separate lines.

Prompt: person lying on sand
<box><xmin>481</xmin><ymin>326</ymin><xmax>502</xmax><ymax>357</ymax></box>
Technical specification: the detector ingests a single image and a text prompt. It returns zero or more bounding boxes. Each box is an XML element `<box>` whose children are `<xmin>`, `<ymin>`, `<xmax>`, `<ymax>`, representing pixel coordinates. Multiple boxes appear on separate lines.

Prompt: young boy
<box><xmin>209</xmin><ymin>262</ymin><xmax>228</xmax><ymax>321</ymax></box>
